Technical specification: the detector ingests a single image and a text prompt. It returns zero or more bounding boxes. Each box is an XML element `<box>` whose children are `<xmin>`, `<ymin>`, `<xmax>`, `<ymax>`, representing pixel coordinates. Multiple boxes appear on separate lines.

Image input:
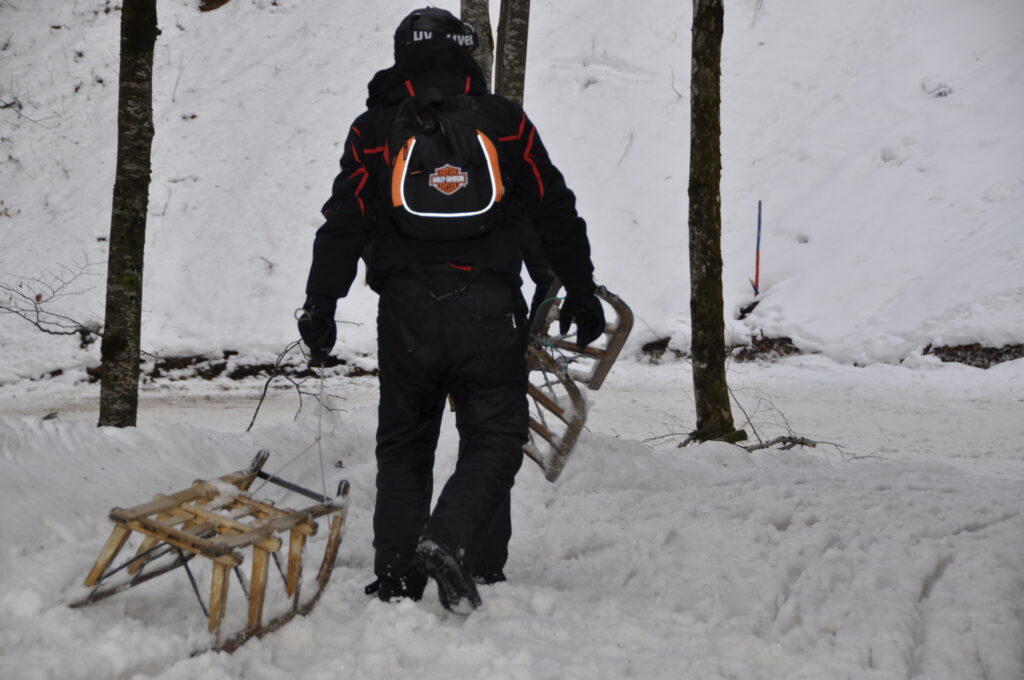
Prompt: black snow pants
<box><xmin>373</xmin><ymin>269</ymin><xmax>529</xmax><ymax>586</ymax></box>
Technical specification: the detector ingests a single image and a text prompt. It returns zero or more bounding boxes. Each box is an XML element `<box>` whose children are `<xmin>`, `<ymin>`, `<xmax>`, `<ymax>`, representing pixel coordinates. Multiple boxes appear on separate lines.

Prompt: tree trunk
<box><xmin>461</xmin><ymin>0</ymin><xmax>495</xmax><ymax>91</ymax></box>
<box><xmin>494</xmin><ymin>0</ymin><xmax>530</xmax><ymax>106</ymax></box>
<box><xmin>98</xmin><ymin>0</ymin><xmax>158</xmax><ymax>428</ymax></box>
<box><xmin>687</xmin><ymin>0</ymin><xmax>740</xmax><ymax>442</ymax></box>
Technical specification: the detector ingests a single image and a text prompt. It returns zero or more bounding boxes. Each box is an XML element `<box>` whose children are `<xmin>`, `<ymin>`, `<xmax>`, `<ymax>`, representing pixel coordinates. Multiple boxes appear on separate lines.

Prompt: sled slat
<box><xmin>208</xmin><ymin>531</ymin><xmax>281</xmax><ymax>554</ymax></box>
<box><xmin>247</xmin><ymin>547</ymin><xmax>271</xmax><ymax>630</ymax></box>
<box><xmin>111</xmin><ymin>484</ymin><xmax>216</xmax><ymax>522</ymax></box>
<box><xmin>527</xmin><ymin>385</ymin><xmax>573</xmax><ymax>423</ymax></box>
<box><xmin>181</xmin><ymin>502</ymin><xmax>265</xmax><ymax>534</ymax></box>
<box><xmin>83</xmin><ymin>524</ymin><xmax>131</xmax><ymax>587</ymax></box>
<box><xmin>549</xmin><ymin>340</ymin><xmax>606</xmax><ymax>360</ymax></box>
<box><xmin>121</xmin><ymin>517</ymin><xmax>242</xmax><ymax>564</ymax></box>
<box><xmin>209</xmin><ymin>561</ymin><xmax>231</xmax><ymax>635</ymax></box>
<box><xmin>286</xmin><ymin>528</ymin><xmax>306</xmax><ymax>599</ymax></box>
<box><xmin>110</xmin><ymin>468</ymin><xmax>263</xmax><ymax>523</ymax></box>
<box><xmin>528</xmin><ymin>418</ymin><xmax>556</xmax><ymax>441</ymax></box>
<box><xmin>128</xmin><ymin>533</ymin><xmax>163</xmax><ymax>576</ymax></box>
<box><xmin>228</xmin><ymin>496</ymin><xmax>288</xmax><ymax>521</ymax></box>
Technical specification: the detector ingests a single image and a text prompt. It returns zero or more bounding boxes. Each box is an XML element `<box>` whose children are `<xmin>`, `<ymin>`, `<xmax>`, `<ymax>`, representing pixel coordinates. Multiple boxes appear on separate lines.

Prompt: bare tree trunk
<box><xmin>461</xmin><ymin>0</ymin><xmax>495</xmax><ymax>91</ymax></box>
<box><xmin>687</xmin><ymin>0</ymin><xmax>741</xmax><ymax>443</ymax></box>
<box><xmin>98</xmin><ymin>0</ymin><xmax>158</xmax><ymax>428</ymax></box>
<box><xmin>494</xmin><ymin>0</ymin><xmax>530</xmax><ymax>106</ymax></box>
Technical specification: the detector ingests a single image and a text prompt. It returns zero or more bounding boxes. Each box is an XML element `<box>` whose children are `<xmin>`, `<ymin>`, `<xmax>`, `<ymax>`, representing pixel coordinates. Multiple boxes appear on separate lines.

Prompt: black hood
<box><xmin>366</xmin><ymin>42</ymin><xmax>489</xmax><ymax>108</ymax></box>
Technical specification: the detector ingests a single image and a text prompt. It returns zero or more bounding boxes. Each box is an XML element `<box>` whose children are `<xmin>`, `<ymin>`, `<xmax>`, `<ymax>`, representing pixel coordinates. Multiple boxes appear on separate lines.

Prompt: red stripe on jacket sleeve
<box><xmin>363</xmin><ymin>142</ymin><xmax>391</xmax><ymax>166</ymax></box>
<box><xmin>499</xmin><ymin>115</ymin><xmax>527</xmax><ymax>142</ymax></box>
<box><xmin>523</xmin><ymin>125</ymin><xmax>545</xmax><ymax>199</ymax></box>
<box><xmin>349</xmin><ymin>139</ymin><xmax>368</xmax><ymax>215</ymax></box>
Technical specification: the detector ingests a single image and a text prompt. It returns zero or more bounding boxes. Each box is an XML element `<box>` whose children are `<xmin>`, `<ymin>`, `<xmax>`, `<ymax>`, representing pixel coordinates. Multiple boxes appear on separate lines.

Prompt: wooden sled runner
<box><xmin>525</xmin><ymin>281</ymin><xmax>634</xmax><ymax>481</ymax></box>
<box><xmin>70</xmin><ymin>450</ymin><xmax>349</xmax><ymax>653</ymax></box>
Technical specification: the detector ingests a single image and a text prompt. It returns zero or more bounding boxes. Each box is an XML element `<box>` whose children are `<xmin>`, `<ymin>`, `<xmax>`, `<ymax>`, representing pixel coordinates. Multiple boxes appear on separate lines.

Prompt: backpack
<box><xmin>388</xmin><ymin>93</ymin><xmax>508</xmax><ymax>241</ymax></box>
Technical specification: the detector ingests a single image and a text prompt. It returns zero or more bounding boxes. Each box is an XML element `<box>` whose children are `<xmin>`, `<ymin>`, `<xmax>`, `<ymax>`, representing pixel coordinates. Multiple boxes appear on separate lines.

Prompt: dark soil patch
<box><xmin>78</xmin><ymin>351</ymin><xmax>376</xmax><ymax>384</ymax></box>
<box><xmin>149</xmin><ymin>354</ymin><xmax>227</xmax><ymax>380</ymax></box>
<box><xmin>641</xmin><ymin>337</ymin><xmax>674</xmax><ymax>360</ymax></box>
<box><xmin>732</xmin><ymin>334</ymin><xmax>801</xmax><ymax>362</ymax></box>
<box><xmin>923</xmin><ymin>343</ymin><xmax>1024</xmax><ymax>369</ymax></box>
<box><xmin>641</xmin><ymin>333</ymin><xmax>802</xmax><ymax>363</ymax></box>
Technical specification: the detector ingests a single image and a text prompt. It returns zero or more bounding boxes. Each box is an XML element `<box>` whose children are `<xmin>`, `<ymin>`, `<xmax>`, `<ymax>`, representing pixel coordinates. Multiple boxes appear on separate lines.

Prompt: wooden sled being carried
<box><xmin>71</xmin><ymin>450</ymin><xmax>349</xmax><ymax>653</ymax></box>
<box><xmin>524</xmin><ymin>281</ymin><xmax>634</xmax><ymax>481</ymax></box>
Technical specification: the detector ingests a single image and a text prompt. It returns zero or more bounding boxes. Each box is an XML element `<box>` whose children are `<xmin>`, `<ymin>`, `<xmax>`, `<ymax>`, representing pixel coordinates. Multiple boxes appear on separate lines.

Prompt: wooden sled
<box><xmin>524</xmin><ymin>281</ymin><xmax>634</xmax><ymax>481</ymax></box>
<box><xmin>70</xmin><ymin>450</ymin><xmax>349</xmax><ymax>653</ymax></box>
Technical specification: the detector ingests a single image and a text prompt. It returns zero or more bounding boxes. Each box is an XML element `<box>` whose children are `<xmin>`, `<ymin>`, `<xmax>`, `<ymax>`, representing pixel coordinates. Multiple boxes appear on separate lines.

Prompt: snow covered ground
<box><xmin>0</xmin><ymin>357</ymin><xmax>1022</xmax><ymax>680</ymax></box>
<box><xmin>1</xmin><ymin>0</ymin><xmax>1023</xmax><ymax>678</ymax></box>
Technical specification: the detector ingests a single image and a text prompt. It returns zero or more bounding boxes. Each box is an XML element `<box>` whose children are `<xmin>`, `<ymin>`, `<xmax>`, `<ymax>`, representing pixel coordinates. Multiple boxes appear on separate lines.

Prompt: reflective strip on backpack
<box><xmin>391</xmin><ymin>131</ymin><xmax>505</xmax><ymax>217</ymax></box>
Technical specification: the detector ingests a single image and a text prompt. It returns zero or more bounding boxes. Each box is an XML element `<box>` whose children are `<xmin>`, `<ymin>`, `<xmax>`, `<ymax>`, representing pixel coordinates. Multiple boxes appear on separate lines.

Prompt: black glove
<box><xmin>559</xmin><ymin>290</ymin><xmax>605</xmax><ymax>350</ymax></box>
<box><xmin>298</xmin><ymin>295</ymin><xmax>337</xmax><ymax>365</ymax></box>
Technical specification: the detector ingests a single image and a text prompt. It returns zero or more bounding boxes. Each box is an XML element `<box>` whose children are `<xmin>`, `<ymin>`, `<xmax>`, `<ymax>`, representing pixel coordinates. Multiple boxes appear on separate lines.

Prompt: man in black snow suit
<box><xmin>298</xmin><ymin>8</ymin><xmax>604</xmax><ymax>613</ymax></box>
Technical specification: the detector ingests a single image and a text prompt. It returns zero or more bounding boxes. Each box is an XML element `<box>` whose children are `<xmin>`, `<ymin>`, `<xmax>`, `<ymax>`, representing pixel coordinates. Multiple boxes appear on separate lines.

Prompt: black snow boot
<box><xmin>472</xmin><ymin>569</ymin><xmax>507</xmax><ymax>586</ymax></box>
<box><xmin>414</xmin><ymin>539</ymin><xmax>482</xmax><ymax>614</ymax></box>
<box><xmin>364</xmin><ymin>570</ymin><xmax>428</xmax><ymax>603</ymax></box>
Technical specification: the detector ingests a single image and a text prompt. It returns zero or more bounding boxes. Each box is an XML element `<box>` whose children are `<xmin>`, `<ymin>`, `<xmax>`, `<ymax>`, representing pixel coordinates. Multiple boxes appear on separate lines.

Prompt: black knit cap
<box><xmin>394</xmin><ymin>7</ymin><xmax>478</xmax><ymax>57</ymax></box>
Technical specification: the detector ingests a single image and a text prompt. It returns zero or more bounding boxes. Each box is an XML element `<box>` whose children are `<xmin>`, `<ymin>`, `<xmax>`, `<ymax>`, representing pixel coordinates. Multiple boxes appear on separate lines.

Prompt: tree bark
<box><xmin>98</xmin><ymin>0</ymin><xmax>158</xmax><ymax>428</ymax></box>
<box><xmin>687</xmin><ymin>0</ymin><xmax>739</xmax><ymax>442</ymax></box>
<box><xmin>461</xmin><ymin>0</ymin><xmax>495</xmax><ymax>91</ymax></box>
<box><xmin>494</xmin><ymin>0</ymin><xmax>530</xmax><ymax>106</ymax></box>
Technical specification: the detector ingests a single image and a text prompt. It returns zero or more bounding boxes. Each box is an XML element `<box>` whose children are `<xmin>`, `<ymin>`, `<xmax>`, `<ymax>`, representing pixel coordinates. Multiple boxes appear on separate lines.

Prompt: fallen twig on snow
<box><xmin>742</xmin><ymin>435</ymin><xmax>817</xmax><ymax>452</ymax></box>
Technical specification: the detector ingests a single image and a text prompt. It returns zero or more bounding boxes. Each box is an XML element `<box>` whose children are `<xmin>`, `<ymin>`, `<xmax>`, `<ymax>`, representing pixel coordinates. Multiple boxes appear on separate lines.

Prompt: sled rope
<box><xmin>250</xmin><ymin>439</ymin><xmax>319</xmax><ymax>498</ymax></box>
<box><xmin>315</xmin><ymin>365</ymin><xmax>328</xmax><ymax>501</ymax></box>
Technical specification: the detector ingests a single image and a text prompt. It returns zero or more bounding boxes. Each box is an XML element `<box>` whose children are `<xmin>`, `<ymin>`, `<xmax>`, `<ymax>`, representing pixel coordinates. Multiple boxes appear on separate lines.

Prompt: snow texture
<box><xmin>0</xmin><ymin>1</ymin><xmax>1022</xmax><ymax>678</ymax></box>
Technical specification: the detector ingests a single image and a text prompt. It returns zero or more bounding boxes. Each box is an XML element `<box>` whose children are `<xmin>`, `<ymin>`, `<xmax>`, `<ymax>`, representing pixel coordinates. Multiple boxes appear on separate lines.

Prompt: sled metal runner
<box><xmin>71</xmin><ymin>450</ymin><xmax>349</xmax><ymax>653</ymax></box>
<box><xmin>525</xmin><ymin>282</ymin><xmax>634</xmax><ymax>481</ymax></box>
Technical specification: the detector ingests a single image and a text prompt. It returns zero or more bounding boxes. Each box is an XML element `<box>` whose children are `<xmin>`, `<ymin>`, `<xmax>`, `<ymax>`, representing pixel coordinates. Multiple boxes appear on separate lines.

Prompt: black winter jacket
<box><xmin>305</xmin><ymin>42</ymin><xmax>595</xmax><ymax>300</ymax></box>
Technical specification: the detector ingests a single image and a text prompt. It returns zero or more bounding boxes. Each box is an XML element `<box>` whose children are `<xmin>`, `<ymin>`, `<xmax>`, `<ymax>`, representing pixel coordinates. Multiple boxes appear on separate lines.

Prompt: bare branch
<box><xmin>742</xmin><ymin>435</ymin><xmax>817</xmax><ymax>452</ymax></box>
<box><xmin>728</xmin><ymin>384</ymin><xmax>763</xmax><ymax>444</ymax></box>
<box><xmin>245</xmin><ymin>340</ymin><xmax>346</xmax><ymax>433</ymax></box>
<box><xmin>0</xmin><ymin>258</ymin><xmax>103</xmax><ymax>344</ymax></box>
<box><xmin>641</xmin><ymin>431</ymin><xmax>690</xmax><ymax>444</ymax></box>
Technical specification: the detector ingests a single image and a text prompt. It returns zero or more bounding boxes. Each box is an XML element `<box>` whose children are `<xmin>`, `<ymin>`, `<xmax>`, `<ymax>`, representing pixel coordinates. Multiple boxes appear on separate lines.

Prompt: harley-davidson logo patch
<box><xmin>429</xmin><ymin>165</ymin><xmax>469</xmax><ymax>195</ymax></box>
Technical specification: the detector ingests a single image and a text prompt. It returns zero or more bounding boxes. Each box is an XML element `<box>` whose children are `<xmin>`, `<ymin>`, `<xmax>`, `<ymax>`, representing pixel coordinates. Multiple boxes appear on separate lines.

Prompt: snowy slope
<box><xmin>1</xmin><ymin>0</ymin><xmax>1022</xmax><ymax>381</ymax></box>
<box><xmin>1</xmin><ymin>1</ymin><xmax>1023</xmax><ymax>679</ymax></box>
